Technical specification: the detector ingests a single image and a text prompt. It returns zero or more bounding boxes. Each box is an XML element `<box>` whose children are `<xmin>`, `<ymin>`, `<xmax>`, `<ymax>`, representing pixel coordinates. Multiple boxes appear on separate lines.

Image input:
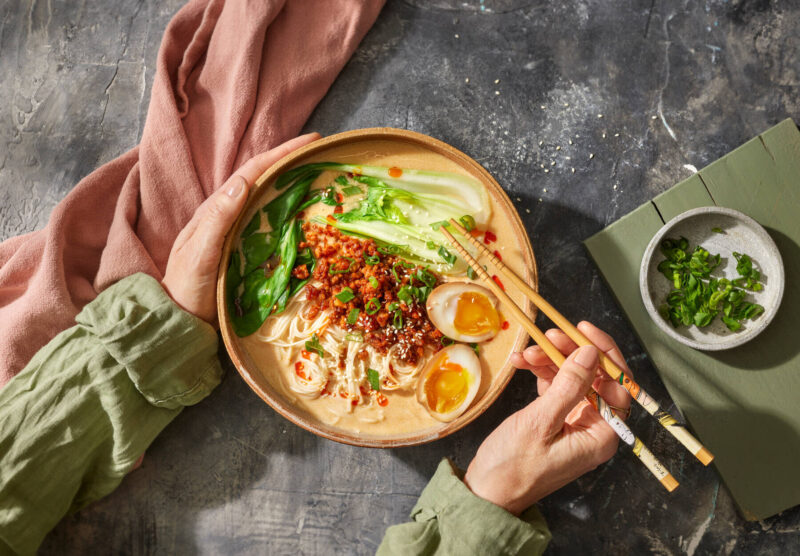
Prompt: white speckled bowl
<box><xmin>640</xmin><ymin>207</ymin><xmax>784</xmax><ymax>351</ymax></box>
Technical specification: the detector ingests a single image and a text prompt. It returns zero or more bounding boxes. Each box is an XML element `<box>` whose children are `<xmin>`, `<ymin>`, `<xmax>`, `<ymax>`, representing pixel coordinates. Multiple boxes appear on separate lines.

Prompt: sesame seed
<box><xmin>550</xmin><ymin>161</ymin><xmax>555</xmax><ymax>166</ymax></box>
<box><xmin>569</xmin><ymin>139</ymin><xmax>573</xmax><ymax>145</ymax></box>
<box><xmin>526</xmin><ymin>208</ymin><xmax>531</xmax><ymax>213</ymax></box>
<box><xmin>495</xmin><ymin>90</ymin><xmax>500</xmax><ymax>95</ymax></box>
<box><xmin>538</xmin><ymin>198</ymin><xmax>542</xmax><ymax>202</ymax></box>
<box><xmin>613</xmin><ymin>184</ymin><xmax>618</xmax><ymax>190</ymax></box>
<box><xmin>563</xmin><ymin>102</ymin><xmax>569</xmax><ymax>107</ymax></box>
<box><xmin>540</xmin><ymin>163</ymin><xmax>545</xmax><ymax>168</ymax></box>
<box><xmin>540</xmin><ymin>105</ymin><xmax>545</xmax><ymax>109</ymax></box>
<box><xmin>602</xmin><ymin>133</ymin><xmax>606</xmax><ymax>138</ymax></box>
<box><xmin>589</xmin><ymin>153</ymin><xmax>595</xmax><ymax>159</ymax></box>
<box><xmin>565</xmin><ymin>156</ymin><xmax>571</xmax><ymax>160</ymax></box>
<box><xmin>455</xmin><ymin>34</ymin><xmax>460</xmax><ymax>38</ymax></box>
<box><xmin>652</xmin><ymin>115</ymin><xmax>658</xmax><ymax>120</ymax></box>
<box><xmin>614</xmin><ymin>133</ymin><xmax>620</xmax><ymax>137</ymax></box>
<box><xmin>544</xmin><ymin>169</ymin><xmax>549</xmax><ymax>173</ymax></box>
<box><xmin>571</xmin><ymin>168</ymin><xmax>575</xmax><ymax>173</ymax></box>
<box><xmin>543</xmin><ymin>188</ymin><xmax>547</xmax><ymax>192</ymax></box>
<box><xmin>494</xmin><ymin>79</ymin><xmax>500</xmax><ymax>84</ymax></box>
<box><xmin>556</xmin><ymin>145</ymin><xmax>561</xmax><ymax>150</ymax></box>
<box><xmin>598</xmin><ymin>114</ymin><xmax>604</xmax><ymax>118</ymax></box>
<box><xmin>516</xmin><ymin>197</ymin><xmax>521</xmax><ymax>201</ymax></box>
<box><xmin>538</xmin><ymin>140</ymin><xmax>543</xmax><ymax>146</ymax></box>
<box><xmin>465</xmin><ymin>78</ymin><xmax>470</xmax><ymax>83</ymax></box>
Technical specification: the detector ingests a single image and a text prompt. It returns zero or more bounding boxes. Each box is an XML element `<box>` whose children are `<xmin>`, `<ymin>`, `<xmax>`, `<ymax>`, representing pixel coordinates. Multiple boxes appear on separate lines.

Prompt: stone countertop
<box><xmin>2</xmin><ymin>0</ymin><xmax>799</xmax><ymax>554</ymax></box>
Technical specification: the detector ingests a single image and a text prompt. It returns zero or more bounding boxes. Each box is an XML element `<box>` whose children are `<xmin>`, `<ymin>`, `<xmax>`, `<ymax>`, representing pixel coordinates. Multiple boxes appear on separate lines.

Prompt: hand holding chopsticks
<box><xmin>440</xmin><ymin>219</ymin><xmax>713</xmax><ymax>491</ymax></box>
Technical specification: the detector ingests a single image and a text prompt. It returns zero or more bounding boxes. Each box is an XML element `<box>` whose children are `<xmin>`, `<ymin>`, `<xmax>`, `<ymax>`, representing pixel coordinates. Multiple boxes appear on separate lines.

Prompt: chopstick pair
<box><xmin>440</xmin><ymin>218</ymin><xmax>713</xmax><ymax>491</ymax></box>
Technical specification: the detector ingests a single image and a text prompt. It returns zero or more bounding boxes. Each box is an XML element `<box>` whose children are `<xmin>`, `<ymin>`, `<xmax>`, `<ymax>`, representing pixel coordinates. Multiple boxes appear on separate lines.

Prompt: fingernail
<box><xmin>226</xmin><ymin>176</ymin><xmax>245</xmax><ymax>197</ymax></box>
<box><xmin>573</xmin><ymin>345</ymin><xmax>598</xmax><ymax>369</ymax></box>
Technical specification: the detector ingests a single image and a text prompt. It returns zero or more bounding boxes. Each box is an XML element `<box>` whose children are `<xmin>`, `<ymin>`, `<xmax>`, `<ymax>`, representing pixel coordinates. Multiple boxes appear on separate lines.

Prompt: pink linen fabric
<box><xmin>0</xmin><ymin>0</ymin><xmax>385</xmax><ymax>387</ymax></box>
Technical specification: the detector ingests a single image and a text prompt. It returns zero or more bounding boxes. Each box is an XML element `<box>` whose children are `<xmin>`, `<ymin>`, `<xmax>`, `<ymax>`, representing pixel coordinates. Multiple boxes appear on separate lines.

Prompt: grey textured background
<box><xmin>2</xmin><ymin>0</ymin><xmax>799</xmax><ymax>554</ymax></box>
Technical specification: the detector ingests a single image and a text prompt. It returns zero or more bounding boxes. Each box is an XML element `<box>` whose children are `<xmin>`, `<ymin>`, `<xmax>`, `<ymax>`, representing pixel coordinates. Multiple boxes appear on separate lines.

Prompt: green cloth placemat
<box><xmin>584</xmin><ymin>118</ymin><xmax>800</xmax><ymax>521</ymax></box>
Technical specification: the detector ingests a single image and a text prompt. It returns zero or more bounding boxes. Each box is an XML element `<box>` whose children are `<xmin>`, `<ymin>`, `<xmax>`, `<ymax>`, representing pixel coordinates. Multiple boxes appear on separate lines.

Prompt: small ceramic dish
<box><xmin>640</xmin><ymin>206</ymin><xmax>784</xmax><ymax>351</ymax></box>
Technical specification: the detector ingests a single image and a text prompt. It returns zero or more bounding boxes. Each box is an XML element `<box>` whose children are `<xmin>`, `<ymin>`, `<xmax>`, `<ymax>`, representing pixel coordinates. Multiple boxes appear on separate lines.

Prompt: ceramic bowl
<box><xmin>640</xmin><ymin>206</ymin><xmax>784</xmax><ymax>350</ymax></box>
<box><xmin>216</xmin><ymin>128</ymin><xmax>537</xmax><ymax>447</ymax></box>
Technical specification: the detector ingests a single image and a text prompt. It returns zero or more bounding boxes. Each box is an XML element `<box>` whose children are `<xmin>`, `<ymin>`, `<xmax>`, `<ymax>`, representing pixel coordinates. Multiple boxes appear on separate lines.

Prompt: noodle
<box><xmin>256</xmin><ymin>287</ymin><xmax>433</xmax><ymax>412</ymax></box>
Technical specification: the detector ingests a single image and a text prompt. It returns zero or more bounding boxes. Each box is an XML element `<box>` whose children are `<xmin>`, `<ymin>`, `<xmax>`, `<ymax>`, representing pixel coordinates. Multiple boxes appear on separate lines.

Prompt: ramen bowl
<box><xmin>216</xmin><ymin>128</ymin><xmax>537</xmax><ymax>447</ymax></box>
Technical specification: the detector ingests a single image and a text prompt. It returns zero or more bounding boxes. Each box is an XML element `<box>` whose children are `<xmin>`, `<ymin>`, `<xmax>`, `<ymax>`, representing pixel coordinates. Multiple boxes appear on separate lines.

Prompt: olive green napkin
<box><xmin>584</xmin><ymin>118</ymin><xmax>800</xmax><ymax>520</ymax></box>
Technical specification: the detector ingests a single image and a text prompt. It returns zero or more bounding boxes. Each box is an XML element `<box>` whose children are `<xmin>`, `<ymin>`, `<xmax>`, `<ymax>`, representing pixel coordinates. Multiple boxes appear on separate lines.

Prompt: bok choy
<box><xmin>283</xmin><ymin>163</ymin><xmax>490</xmax><ymax>273</ymax></box>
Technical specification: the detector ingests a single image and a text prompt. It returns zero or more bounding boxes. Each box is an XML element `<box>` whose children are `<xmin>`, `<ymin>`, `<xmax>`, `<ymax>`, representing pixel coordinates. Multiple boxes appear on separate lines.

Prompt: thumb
<box><xmin>194</xmin><ymin>175</ymin><xmax>250</xmax><ymax>262</ymax></box>
<box><xmin>530</xmin><ymin>345</ymin><xmax>598</xmax><ymax>437</ymax></box>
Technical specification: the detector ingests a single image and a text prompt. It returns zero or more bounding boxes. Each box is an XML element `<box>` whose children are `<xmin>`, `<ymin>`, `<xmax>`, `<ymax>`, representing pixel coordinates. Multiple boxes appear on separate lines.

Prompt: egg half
<box><xmin>416</xmin><ymin>344</ymin><xmax>482</xmax><ymax>422</ymax></box>
<box><xmin>426</xmin><ymin>282</ymin><xmax>501</xmax><ymax>343</ymax></box>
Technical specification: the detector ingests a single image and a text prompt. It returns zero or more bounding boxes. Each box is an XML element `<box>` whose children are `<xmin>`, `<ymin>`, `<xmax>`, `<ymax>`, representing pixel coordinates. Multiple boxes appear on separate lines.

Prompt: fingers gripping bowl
<box><xmin>216</xmin><ymin>128</ymin><xmax>537</xmax><ymax>447</ymax></box>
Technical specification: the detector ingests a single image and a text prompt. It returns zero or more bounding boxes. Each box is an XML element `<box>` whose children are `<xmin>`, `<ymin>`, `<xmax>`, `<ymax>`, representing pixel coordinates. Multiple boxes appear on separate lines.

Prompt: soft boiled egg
<box><xmin>426</xmin><ymin>282</ymin><xmax>501</xmax><ymax>343</ymax></box>
<box><xmin>416</xmin><ymin>344</ymin><xmax>482</xmax><ymax>422</ymax></box>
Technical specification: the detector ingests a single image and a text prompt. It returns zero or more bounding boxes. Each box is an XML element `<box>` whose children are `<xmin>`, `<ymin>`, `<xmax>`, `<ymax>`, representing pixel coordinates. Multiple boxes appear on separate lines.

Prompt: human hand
<box><xmin>162</xmin><ymin>133</ymin><xmax>321</xmax><ymax>325</ymax></box>
<box><xmin>463</xmin><ymin>321</ymin><xmax>633</xmax><ymax>515</ymax></box>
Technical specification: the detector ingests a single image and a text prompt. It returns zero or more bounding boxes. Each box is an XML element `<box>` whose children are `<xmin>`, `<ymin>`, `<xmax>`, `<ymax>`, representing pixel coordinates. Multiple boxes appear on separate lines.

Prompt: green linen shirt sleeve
<box><xmin>377</xmin><ymin>459</ymin><xmax>551</xmax><ymax>556</ymax></box>
<box><xmin>0</xmin><ymin>273</ymin><xmax>223</xmax><ymax>556</ymax></box>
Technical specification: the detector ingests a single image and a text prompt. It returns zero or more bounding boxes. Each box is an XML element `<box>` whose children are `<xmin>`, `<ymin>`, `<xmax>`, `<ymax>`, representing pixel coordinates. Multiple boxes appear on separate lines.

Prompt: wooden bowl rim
<box><xmin>216</xmin><ymin>127</ymin><xmax>537</xmax><ymax>447</ymax></box>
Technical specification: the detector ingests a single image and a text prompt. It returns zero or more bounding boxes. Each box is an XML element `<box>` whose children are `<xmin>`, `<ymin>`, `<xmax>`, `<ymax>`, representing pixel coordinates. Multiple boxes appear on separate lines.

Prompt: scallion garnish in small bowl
<box><xmin>639</xmin><ymin>207</ymin><xmax>784</xmax><ymax>350</ymax></box>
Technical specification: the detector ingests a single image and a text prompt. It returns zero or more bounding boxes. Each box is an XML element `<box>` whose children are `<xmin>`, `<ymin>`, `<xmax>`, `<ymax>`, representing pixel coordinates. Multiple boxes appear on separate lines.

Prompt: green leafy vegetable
<box><xmin>299</xmin><ymin>162</ymin><xmax>488</xmax><ymax>274</ymax></box>
<box><xmin>342</xmin><ymin>185</ymin><xmax>362</xmax><ymax>196</ymax></box>
<box><xmin>335</xmin><ymin>288</ymin><xmax>355</xmax><ymax>303</ymax></box>
<box><xmin>657</xmin><ymin>238</ymin><xmax>765</xmax><ymax>332</ymax></box>
<box><xmin>321</xmin><ymin>186</ymin><xmax>341</xmax><ymax>207</ymax></box>
<box><xmin>347</xmin><ymin>308</ymin><xmax>360</xmax><ymax>325</ymax></box>
<box><xmin>335</xmin><ymin>176</ymin><xmax>349</xmax><ymax>186</ymax></box>
<box><xmin>242</xmin><ymin>231</ymin><xmax>279</xmax><ymax>274</ymax></box>
<box><xmin>367</xmin><ymin>368</ymin><xmax>381</xmax><ymax>391</ymax></box>
<box><xmin>242</xmin><ymin>211</ymin><xmax>261</xmax><ymax>237</ymax></box>
<box><xmin>305</xmin><ymin>333</ymin><xmax>325</xmax><ymax>358</ymax></box>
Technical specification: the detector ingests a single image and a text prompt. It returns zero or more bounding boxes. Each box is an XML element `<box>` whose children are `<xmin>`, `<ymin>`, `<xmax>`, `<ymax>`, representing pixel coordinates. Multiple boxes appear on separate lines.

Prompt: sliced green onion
<box><xmin>365</xmin><ymin>297</ymin><xmax>381</xmax><ymax>315</ymax></box>
<box><xmin>367</xmin><ymin>368</ymin><xmax>380</xmax><ymax>391</ymax></box>
<box><xmin>368</xmin><ymin>276</ymin><xmax>379</xmax><ymax>288</ymax></box>
<box><xmin>393</xmin><ymin>311</ymin><xmax>404</xmax><ymax>329</ymax></box>
<box><xmin>329</xmin><ymin>256</ymin><xmax>357</xmax><ymax>275</ymax></box>
<box><xmin>347</xmin><ymin>308</ymin><xmax>360</xmax><ymax>325</ymax></box>
<box><xmin>334</xmin><ymin>176</ymin><xmax>349</xmax><ymax>186</ymax></box>
<box><xmin>364</xmin><ymin>253</ymin><xmax>380</xmax><ymax>265</ymax></box>
<box><xmin>386</xmin><ymin>302</ymin><xmax>399</xmax><ymax>312</ymax></box>
<box><xmin>438</xmin><ymin>246</ymin><xmax>456</xmax><ymax>265</ymax></box>
<box><xmin>345</xmin><ymin>331</ymin><xmax>363</xmax><ymax>342</ymax></box>
<box><xmin>335</xmin><ymin>287</ymin><xmax>355</xmax><ymax>303</ymax></box>
<box><xmin>459</xmin><ymin>214</ymin><xmax>476</xmax><ymax>232</ymax></box>
<box><xmin>305</xmin><ymin>333</ymin><xmax>325</xmax><ymax>358</ymax></box>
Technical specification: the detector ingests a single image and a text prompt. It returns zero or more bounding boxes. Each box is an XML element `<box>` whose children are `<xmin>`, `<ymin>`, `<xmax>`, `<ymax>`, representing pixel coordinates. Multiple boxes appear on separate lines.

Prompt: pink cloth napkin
<box><xmin>0</xmin><ymin>0</ymin><xmax>384</xmax><ymax>387</ymax></box>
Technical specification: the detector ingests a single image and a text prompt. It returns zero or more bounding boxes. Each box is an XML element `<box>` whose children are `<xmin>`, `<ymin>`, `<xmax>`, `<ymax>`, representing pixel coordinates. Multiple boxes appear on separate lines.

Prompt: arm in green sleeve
<box><xmin>0</xmin><ymin>273</ymin><xmax>223</xmax><ymax>555</ymax></box>
<box><xmin>377</xmin><ymin>459</ymin><xmax>551</xmax><ymax>556</ymax></box>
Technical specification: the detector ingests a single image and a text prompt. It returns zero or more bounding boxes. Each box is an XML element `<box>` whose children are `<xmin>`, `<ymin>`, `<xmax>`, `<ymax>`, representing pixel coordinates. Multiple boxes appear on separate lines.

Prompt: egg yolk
<box><xmin>453</xmin><ymin>291</ymin><xmax>500</xmax><ymax>336</ymax></box>
<box><xmin>424</xmin><ymin>355</ymin><xmax>470</xmax><ymax>414</ymax></box>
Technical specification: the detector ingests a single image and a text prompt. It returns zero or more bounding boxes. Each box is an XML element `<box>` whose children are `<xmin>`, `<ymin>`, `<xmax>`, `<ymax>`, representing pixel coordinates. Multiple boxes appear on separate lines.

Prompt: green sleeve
<box><xmin>0</xmin><ymin>273</ymin><xmax>223</xmax><ymax>555</ymax></box>
<box><xmin>377</xmin><ymin>459</ymin><xmax>551</xmax><ymax>556</ymax></box>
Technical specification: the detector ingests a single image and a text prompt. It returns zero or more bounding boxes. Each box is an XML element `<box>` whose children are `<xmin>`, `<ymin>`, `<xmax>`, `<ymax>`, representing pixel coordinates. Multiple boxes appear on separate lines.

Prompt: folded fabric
<box><xmin>0</xmin><ymin>0</ymin><xmax>384</xmax><ymax>388</ymax></box>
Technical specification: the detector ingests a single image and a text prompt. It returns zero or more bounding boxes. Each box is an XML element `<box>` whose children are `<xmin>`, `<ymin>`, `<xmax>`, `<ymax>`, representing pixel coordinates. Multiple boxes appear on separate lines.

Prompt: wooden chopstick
<box><xmin>446</xmin><ymin>218</ymin><xmax>714</xmax><ymax>466</ymax></box>
<box><xmin>439</xmin><ymin>226</ymin><xmax>678</xmax><ymax>492</ymax></box>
